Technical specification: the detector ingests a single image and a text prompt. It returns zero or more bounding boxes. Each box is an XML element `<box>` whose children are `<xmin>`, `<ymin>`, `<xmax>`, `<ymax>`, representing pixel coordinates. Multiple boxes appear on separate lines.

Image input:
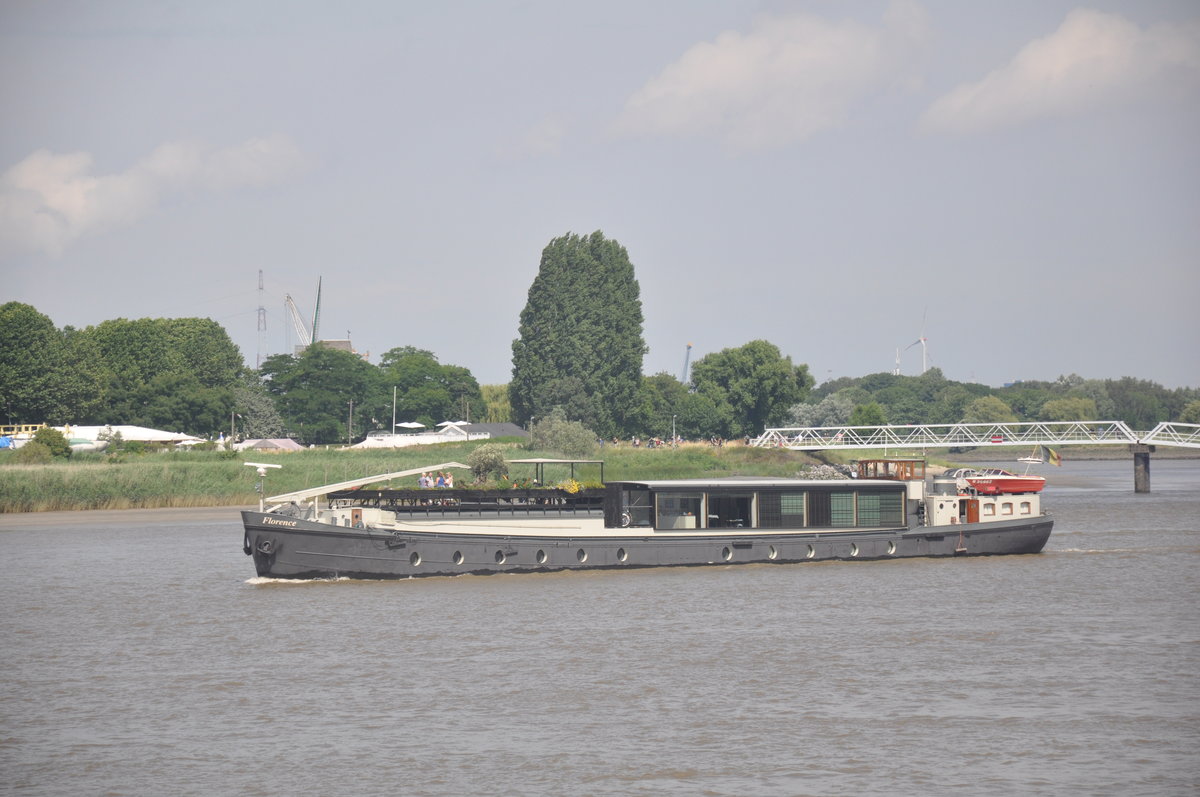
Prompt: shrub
<box><xmin>32</xmin><ymin>427</ymin><xmax>71</xmax><ymax>458</ymax></box>
<box><xmin>467</xmin><ymin>443</ymin><xmax>509</xmax><ymax>483</ymax></box>
<box><xmin>14</xmin><ymin>441</ymin><xmax>52</xmax><ymax>464</ymax></box>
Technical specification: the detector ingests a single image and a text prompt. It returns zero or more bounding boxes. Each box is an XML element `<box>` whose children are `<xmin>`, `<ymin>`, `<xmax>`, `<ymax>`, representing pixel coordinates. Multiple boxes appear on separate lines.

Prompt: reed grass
<box><xmin>0</xmin><ymin>439</ymin><xmax>824</xmax><ymax>513</ymax></box>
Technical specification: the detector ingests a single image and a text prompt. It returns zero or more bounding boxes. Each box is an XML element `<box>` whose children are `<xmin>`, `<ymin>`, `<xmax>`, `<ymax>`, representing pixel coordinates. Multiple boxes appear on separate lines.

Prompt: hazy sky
<box><xmin>3</xmin><ymin>0</ymin><xmax>1198</xmax><ymax>389</ymax></box>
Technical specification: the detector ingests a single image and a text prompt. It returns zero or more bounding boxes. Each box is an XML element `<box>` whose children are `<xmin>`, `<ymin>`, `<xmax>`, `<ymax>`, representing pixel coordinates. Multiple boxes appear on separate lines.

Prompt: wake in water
<box><xmin>245</xmin><ymin>576</ymin><xmax>354</xmax><ymax>585</ymax></box>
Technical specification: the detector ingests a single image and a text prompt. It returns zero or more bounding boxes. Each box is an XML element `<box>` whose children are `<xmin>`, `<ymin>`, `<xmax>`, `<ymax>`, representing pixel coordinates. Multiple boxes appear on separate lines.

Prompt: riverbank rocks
<box><xmin>797</xmin><ymin>463</ymin><xmax>855</xmax><ymax>480</ymax></box>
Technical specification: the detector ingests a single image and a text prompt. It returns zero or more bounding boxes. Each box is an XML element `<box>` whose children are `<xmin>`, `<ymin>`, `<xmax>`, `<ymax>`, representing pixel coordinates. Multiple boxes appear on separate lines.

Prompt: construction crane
<box><xmin>284</xmin><ymin>277</ymin><xmax>323</xmax><ymax>351</ymax></box>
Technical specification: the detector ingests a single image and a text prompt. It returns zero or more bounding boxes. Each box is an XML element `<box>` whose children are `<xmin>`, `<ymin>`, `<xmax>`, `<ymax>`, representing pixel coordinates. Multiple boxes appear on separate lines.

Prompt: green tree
<box><xmin>378</xmin><ymin>347</ymin><xmax>484</xmax><ymax>427</ymax></box>
<box><xmin>260</xmin><ymin>347</ymin><xmax>380</xmax><ymax>444</ymax></box>
<box><xmin>995</xmin><ymin>383</ymin><xmax>1052</xmax><ymax>419</ymax></box>
<box><xmin>789</xmin><ymin>392</ymin><xmax>854</xmax><ymax>427</ymax></box>
<box><xmin>528</xmin><ymin>407</ymin><xmax>597</xmax><ymax>458</ymax></box>
<box><xmin>510</xmin><ymin>231</ymin><xmax>646</xmax><ymax>437</ymax></box>
<box><xmin>1067</xmin><ymin>379</ymin><xmax>1116</xmax><ymax>419</ymax></box>
<box><xmin>928</xmin><ymin>384</ymin><xmax>983</xmax><ymax>424</ymax></box>
<box><xmin>0</xmin><ymin>303</ymin><xmax>104</xmax><ymax>424</ymax></box>
<box><xmin>80</xmin><ymin>316</ymin><xmax>243</xmax><ymax>430</ymax></box>
<box><xmin>689</xmin><ymin>340</ymin><xmax>813</xmax><ymax>438</ymax></box>
<box><xmin>1105</xmin><ymin>377</ymin><xmax>1169</xmax><ymax>429</ymax></box>
<box><xmin>629</xmin><ymin>372</ymin><xmax>690</xmax><ymax>439</ymax></box>
<box><xmin>233</xmin><ymin>374</ymin><xmax>286</xmax><ymax>439</ymax></box>
<box><xmin>849</xmin><ymin>401</ymin><xmax>887</xmax><ymax>426</ymax></box>
<box><xmin>1179</xmin><ymin>400</ymin><xmax>1200</xmax><ymax>424</ymax></box>
<box><xmin>0</xmin><ymin>303</ymin><xmax>63</xmax><ymax>424</ymax></box>
<box><xmin>676</xmin><ymin>390</ymin><xmax>729</xmax><ymax>440</ymax></box>
<box><xmin>962</xmin><ymin>396</ymin><xmax>1018</xmax><ymax>423</ymax></box>
<box><xmin>111</xmin><ymin>373</ymin><xmax>231</xmax><ymax>435</ymax></box>
<box><xmin>1039</xmin><ymin>397</ymin><xmax>1098</xmax><ymax>422</ymax></box>
<box><xmin>480</xmin><ymin>384</ymin><xmax>513</xmax><ymax>423</ymax></box>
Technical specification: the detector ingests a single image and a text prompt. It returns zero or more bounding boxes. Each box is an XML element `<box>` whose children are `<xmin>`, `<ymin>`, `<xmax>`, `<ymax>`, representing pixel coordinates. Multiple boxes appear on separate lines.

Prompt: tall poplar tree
<box><xmin>510</xmin><ymin>231</ymin><xmax>646</xmax><ymax>437</ymax></box>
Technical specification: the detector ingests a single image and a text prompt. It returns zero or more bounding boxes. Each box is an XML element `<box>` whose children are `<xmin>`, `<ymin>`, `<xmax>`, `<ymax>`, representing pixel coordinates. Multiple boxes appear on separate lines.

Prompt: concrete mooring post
<box><xmin>1131</xmin><ymin>444</ymin><xmax>1154</xmax><ymax>493</ymax></box>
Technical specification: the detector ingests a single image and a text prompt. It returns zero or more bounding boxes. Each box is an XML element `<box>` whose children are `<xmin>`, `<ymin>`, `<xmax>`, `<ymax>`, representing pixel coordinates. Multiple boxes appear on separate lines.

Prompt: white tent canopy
<box><xmin>60</xmin><ymin>425</ymin><xmax>203</xmax><ymax>444</ymax></box>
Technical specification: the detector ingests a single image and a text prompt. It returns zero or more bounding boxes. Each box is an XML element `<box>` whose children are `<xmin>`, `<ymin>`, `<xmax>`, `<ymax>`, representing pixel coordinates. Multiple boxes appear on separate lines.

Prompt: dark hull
<box><xmin>242</xmin><ymin>511</ymin><xmax>1054</xmax><ymax>580</ymax></box>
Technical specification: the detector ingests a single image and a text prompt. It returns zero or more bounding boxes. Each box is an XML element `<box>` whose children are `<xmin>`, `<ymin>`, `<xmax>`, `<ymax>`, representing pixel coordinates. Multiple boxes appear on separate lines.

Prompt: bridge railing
<box><xmin>750</xmin><ymin>420</ymin><xmax>1200</xmax><ymax>451</ymax></box>
<box><xmin>1141</xmin><ymin>422</ymin><xmax>1200</xmax><ymax>448</ymax></box>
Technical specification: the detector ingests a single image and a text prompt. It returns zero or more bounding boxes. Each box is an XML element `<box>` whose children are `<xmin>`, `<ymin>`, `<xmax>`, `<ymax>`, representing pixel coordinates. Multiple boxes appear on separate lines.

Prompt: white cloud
<box><xmin>0</xmin><ymin>135</ymin><xmax>305</xmax><ymax>257</ymax></box>
<box><xmin>611</xmin><ymin>1</ymin><xmax>929</xmax><ymax>150</ymax></box>
<box><xmin>922</xmin><ymin>9</ymin><xmax>1200</xmax><ymax>134</ymax></box>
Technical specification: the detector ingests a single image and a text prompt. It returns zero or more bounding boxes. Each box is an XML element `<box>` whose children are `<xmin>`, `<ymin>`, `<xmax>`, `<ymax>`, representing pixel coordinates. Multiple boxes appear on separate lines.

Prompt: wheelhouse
<box><xmin>604</xmin><ymin>479</ymin><xmax>908</xmax><ymax>531</ymax></box>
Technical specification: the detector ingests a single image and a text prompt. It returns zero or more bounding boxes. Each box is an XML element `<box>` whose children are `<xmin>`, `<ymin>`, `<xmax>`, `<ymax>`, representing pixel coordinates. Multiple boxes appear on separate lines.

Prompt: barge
<box><xmin>241</xmin><ymin>459</ymin><xmax>1053</xmax><ymax>580</ymax></box>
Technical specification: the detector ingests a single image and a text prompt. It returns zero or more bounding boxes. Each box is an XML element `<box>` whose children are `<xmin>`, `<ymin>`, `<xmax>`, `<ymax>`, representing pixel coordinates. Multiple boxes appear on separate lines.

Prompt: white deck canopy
<box><xmin>266</xmin><ymin>461</ymin><xmax>470</xmax><ymax>504</ymax></box>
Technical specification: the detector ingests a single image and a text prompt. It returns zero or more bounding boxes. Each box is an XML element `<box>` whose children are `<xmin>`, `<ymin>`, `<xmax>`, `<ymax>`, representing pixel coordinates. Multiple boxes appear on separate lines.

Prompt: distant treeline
<box><xmin>3</xmin><ymin>300</ymin><xmax>1197</xmax><ymax>448</ymax></box>
<box><xmin>793</xmin><ymin>369</ymin><xmax>1199</xmax><ymax>430</ymax></box>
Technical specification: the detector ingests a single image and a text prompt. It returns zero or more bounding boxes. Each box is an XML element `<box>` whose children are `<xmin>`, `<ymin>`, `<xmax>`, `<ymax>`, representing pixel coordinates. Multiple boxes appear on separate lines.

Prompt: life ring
<box><xmin>620</xmin><ymin>512</ymin><xmax>631</xmax><ymax>527</ymax></box>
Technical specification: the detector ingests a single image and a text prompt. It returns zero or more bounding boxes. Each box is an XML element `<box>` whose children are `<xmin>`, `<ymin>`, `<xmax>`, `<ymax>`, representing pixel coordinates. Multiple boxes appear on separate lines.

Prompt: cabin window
<box><xmin>1020</xmin><ymin>501</ymin><xmax>1031</xmax><ymax>515</ymax></box>
<box><xmin>759</xmin><ymin>492</ymin><xmax>809</xmax><ymax>529</ymax></box>
<box><xmin>830</xmin><ymin>492</ymin><xmax>855</xmax><ymax>527</ymax></box>
<box><xmin>856</xmin><ymin>491</ymin><xmax>904</xmax><ymax>526</ymax></box>
<box><xmin>621</xmin><ymin>488</ymin><xmax>653</xmax><ymax>527</ymax></box>
<box><xmin>1001</xmin><ymin>502</ymin><xmax>1013</xmax><ymax>515</ymax></box>
<box><xmin>983</xmin><ymin>503</ymin><xmax>996</xmax><ymax>516</ymax></box>
<box><xmin>657</xmin><ymin>493</ymin><xmax>703</xmax><ymax>530</ymax></box>
<box><xmin>708</xmin><ymin>493</ymin><xmax>753</xmax><ymax>528</ymax></box>
<box><xmin>781</xmin><ymin>493</ymin><xmax>806</xmax><ymax>520</ymax></box>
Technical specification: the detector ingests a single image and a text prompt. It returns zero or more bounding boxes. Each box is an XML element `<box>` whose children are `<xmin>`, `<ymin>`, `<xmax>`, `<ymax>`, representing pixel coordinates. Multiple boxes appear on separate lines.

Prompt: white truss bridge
<box><xmin>751</xmin><ymin>421</ymin><xmax>1200</xmax><ymax>451</ymax></box>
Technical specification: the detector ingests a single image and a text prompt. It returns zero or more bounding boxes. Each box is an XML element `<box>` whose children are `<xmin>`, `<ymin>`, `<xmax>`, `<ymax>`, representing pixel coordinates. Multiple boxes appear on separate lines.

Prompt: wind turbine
<box><xmin>901</xmin><ymin>310</ymin><xmax>929</xmax><ymax>375</ymax></box>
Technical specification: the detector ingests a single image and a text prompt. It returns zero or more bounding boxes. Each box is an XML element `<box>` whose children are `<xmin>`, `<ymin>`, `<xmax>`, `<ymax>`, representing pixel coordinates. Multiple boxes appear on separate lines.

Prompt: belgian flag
<box><xmin>1041</xmin><ymin>445</ymin><xmax>1062</xmax><ymax>466</ymax></box>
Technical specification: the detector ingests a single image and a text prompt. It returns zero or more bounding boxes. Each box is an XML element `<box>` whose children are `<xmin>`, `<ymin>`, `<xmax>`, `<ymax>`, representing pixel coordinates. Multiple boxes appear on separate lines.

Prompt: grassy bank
<box><xmin>7</xmin><ymin>438</ymin><xmax>1187</xmax><ymax>514</ymax></box>
<box><xmin>0</xmin><ymin>440</ymin><xmax>826</xmax><ymax>513</ymax></box>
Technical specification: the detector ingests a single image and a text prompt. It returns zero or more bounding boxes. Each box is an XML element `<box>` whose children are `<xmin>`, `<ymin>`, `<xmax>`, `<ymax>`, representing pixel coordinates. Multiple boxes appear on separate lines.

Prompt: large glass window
<box><xmin>781</xmin><ymin>493</ymin><xmax>806</xmax><ymax>528</ymax></box>
<box><xmin>657</xmin><ymin>493</ymin><xmax>703</xmax><ymax>530</ymax></box>
<box><xmin>856</xmin><ymin>491</ymin><xmax>904</xmax><ymax>526</ymax></box>
<box><xmin>756</xmin><ymin>492</ymin><xmax>808</xmax><ymax>529</ymax></box>
<box><xmin>830</xmin><ymin>492</ymin><xmax>855</xmax><ymax>527</ymax></box>
<box><xmin>708</xmin><ymin>493</ymin><xmax>753</xmax><ymax>528</ymax></box>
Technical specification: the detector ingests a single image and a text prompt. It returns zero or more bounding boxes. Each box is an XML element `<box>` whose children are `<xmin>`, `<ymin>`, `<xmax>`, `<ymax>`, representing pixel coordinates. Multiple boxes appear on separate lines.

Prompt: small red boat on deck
<box><xmin>958</xmin><ymin>468</ymin><xmax>1046</xmax><ymax>495</ymax></box>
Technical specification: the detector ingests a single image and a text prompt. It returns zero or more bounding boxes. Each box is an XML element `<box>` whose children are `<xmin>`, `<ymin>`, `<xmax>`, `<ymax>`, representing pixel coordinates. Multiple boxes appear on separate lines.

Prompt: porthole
<box><xmin>616</xmin><ymin>548</ymin><xmax>628</xmax><ymax>562</ymax></box>
<box><xmin>721</xmin><ymin>546</ymin><xmax>732</xmax><ymax>561</ymax></box>
<box><xmin>886</xmin><ymin>541</ymin><xmax>896</xmax><ymax>555</ymax></box>
<box><xmin>495</xmin><ymin>550</ymin><xmax>507</xmax><ymax>564</ymax></box>
<box><xmin>850</xmin><ymin>543</ymin><xmax>859</xmax><ymax>557</ymax></box>
<box><xmin>806</xmin><ymin>544</ymin><xmax>815</xmax><ymax>559</ymax></box>
<box><xmin>409</xmin><ymin>551</ymin><xmax>421</xmax><ymax>566</ymax></box>
<box><xmin>452</xmin><ymin>550</ymin><xmax>464</xmax><ymax>565</ymax></box>
<box><xmin>536</xmin><ymin>549</ymin><xmax>547</xmax><ymax>564</ymax></box>
<box><xmin>576</xmin><ymin>549</ymin><xmax>588</xmax><ymax>563</ymax></box>
<box><xmin>768</xmin><ymin>545</ymin><xmax>778</xmax><ymax>560</ymax></box>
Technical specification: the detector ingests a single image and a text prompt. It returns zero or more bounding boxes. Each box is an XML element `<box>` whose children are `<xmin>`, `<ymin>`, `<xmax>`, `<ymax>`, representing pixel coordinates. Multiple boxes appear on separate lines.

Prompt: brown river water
<box><xmin>1</xmin><ymin>459</ymin><xmax>1197</xmax><ymax>796</ymax></box>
